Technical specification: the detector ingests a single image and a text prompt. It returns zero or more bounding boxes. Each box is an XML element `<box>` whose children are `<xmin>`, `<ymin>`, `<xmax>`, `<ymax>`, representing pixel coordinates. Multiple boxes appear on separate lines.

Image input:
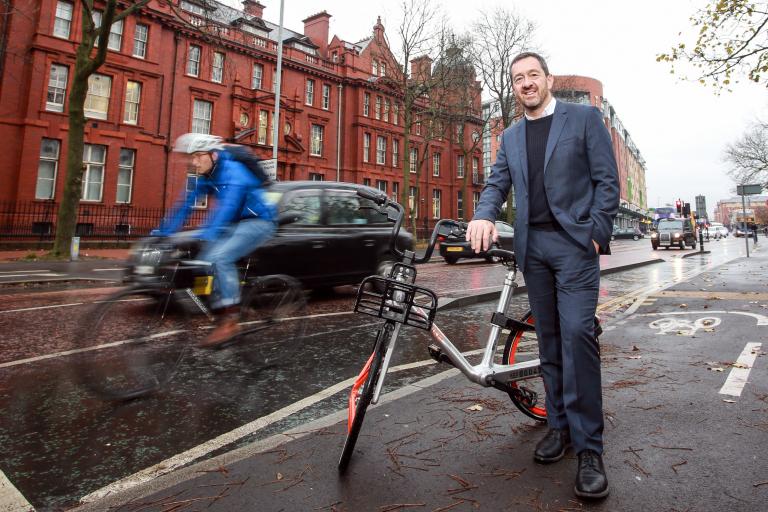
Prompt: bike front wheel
<box><xmin>338</xmin><ymin>322</ymin><xmax>392</xmax><ymax>473</ymax></box>
<box><xmin>236</xmin><ymin>274</ymin><xmax>307</xmax><ymax>368</ymax></box>
<box><xmin>75</xmin><ymin>288</ymin><xmax>193</xmax><ymax>401</ymax></box>
<box><xmin>502</xmin><ymin>311</ymin><xmax>547</xmax><ymax>422</ymax></box>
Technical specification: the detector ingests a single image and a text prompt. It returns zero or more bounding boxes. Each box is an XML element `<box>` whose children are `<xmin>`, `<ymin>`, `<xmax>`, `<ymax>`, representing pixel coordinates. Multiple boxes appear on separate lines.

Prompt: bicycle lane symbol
<box><xmin>648</xmin><ymin>316</ymin><xmax>721</xmax><ymax>336</ymax></box>
<box><xmin>637</xmin><ymin>311</ymin><xmax>767</xmax><ymax>399</ymax></box>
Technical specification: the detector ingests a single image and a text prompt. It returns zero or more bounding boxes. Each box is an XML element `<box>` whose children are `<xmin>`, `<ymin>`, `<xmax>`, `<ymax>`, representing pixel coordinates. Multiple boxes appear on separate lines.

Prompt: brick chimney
<box><xmin>410</xmin><ymin>55</ymin><xmax>432</xmax><ymax>81</ymax></box>
<box><xmin>303</xmin><ymin>11</ymin><xmax>331</xmax><ymax>56</ymax></box>
<box><xmin>242</xmin><ymin>0</ymin><xmax>265</xmax><ymax>18</ymax></box>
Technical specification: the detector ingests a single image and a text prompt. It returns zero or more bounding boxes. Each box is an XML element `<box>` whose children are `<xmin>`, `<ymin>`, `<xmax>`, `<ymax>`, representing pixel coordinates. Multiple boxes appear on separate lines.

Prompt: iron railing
<box><xmin>0</xmin><ymin>201</ymin><xmax>210</xmax><ymax>241</ymax></box>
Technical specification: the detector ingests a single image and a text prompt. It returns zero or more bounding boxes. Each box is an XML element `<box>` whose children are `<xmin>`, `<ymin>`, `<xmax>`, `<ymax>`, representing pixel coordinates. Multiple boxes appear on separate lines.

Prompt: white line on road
<box><xmin>79</xmin><ymin>344</ymin><xmax>506</xmax><ymax>504</ymax></box>
<box><xmin>0</xmin><ymin>469</ymin><xmax>34</xmax><ymax>512</ymax></box>
<box><xmin>0</xmin><ymin>302</ymin><xmax>84</xmax><ymax>315</ymax></box>
<box><xmin>0</xmin><ymin>269</ymin><xmax>50</xmax><ymax>274</ymax></box>
<box><xmin>719</xmin><ymin>343</ymin><xmax>762</xmax><ymax>397</ymax></box>
<box><xmin>0</xmin><ymin>311</ymin><xmax>356</xmax><ymax>369</ymax></box>
<box><xmin>92</xmin><ymin>268</ymin><xmax>126</xmax><ymax>272</ymax></box>
<box><xmin>0</xmin><ymin>273</ymin><xmax>63</xmax><ymax>279</ymax></box>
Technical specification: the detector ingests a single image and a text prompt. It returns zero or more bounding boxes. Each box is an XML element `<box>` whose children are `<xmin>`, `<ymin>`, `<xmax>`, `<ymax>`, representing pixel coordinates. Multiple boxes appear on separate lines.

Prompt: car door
<box><xmin>255</xmin><ymin>188</ymin><xmax>328</xmax><ymax>283</ymax></box>
<box><xmin>324</xmin><ymin>189</ymin><xmax>382</xmax><ymax>281</ymax></box>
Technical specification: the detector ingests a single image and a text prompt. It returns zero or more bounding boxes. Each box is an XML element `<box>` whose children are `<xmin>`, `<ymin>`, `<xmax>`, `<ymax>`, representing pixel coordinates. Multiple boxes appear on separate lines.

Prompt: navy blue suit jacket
<box><xmin>474</xmin><ymin>101</ymin><xmax>619</xmax><ymax>272</ymax></box>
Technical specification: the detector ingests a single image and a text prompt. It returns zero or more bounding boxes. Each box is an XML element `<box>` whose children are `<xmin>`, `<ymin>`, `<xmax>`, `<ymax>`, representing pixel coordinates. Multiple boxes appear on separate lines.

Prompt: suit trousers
<box><xmin>524</xmin><ymin>227</ymin><xmax>604</xmax><ymax>454</ymax></box>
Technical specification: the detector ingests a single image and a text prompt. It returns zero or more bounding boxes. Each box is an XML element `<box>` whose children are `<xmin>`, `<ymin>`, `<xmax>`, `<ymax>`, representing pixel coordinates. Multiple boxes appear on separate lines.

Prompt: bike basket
<box><xmin>354</xmin><ymin>276</ymin><xmax>438</xmax><ymax>330</ymax></box>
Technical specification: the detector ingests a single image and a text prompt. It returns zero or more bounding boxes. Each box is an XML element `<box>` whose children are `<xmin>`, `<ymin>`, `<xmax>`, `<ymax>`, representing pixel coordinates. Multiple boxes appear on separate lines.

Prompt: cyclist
<box><xmin>155</xmin><ymin>133</ymin><xmax>276</xmax><ymax>347</ymax></box>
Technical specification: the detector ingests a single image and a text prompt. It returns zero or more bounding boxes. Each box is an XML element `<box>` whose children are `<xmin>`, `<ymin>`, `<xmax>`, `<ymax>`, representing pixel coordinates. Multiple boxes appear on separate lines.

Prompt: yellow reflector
<box><xmin>446</xmin><ymin>247</ymin><xmax>463</xmax><ymax>252</ymax></box>
<box><xmin>193</xmin><ymin>276</ymin><xmax>213</xmax><ymax>296</ymax></box>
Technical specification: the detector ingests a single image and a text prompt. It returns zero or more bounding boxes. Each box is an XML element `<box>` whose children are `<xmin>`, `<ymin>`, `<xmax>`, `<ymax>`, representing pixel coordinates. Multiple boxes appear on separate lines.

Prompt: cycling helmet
<box><xmin>173</xmin><ymin>133</ymin><xmax>223</xmax><ymax>154</ymax></box>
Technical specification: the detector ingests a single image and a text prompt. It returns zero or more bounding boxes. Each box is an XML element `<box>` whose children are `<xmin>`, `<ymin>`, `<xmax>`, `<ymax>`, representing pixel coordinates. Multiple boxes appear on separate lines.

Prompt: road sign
<box><xmin>260</xmin><ymin>158</ymin><xmax>277</xmax><ymax>180</ymax></box>
<box><xmin>736</xmin><ymin>184</ymin><xmax>762</xmax><ymax>195</ymax></box>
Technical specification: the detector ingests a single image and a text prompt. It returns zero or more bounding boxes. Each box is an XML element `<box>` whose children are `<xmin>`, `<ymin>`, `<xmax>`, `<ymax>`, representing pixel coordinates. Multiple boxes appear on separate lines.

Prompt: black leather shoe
<box><xmin>574</xmin><ymin>449</ymin><xmax>609</xmax><ymax>499</ymax></box>
<box><xmin>533</xmin><ymin>428</ymin><xmax>571</xmax><ymax>463</ymax></box>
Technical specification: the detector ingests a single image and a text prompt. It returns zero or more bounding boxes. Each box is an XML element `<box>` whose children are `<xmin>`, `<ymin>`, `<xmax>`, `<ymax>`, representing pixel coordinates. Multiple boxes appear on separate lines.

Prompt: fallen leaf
<box><xmin>467</xmin><ymin>404</ymin><xmax>483</xmax><ymax>412</ymax></box>
<box><xmin>722</xmin><ymin>399</ymin><xmax>736</xmax><ymax>403</ymax></box>
<box><xmin>629</xmin><ymin>355</ymin><xmax>642</xmax><ymax>359</ymax></box>
<box><xmin>679</xmin><ymin>304</ymin><xmax>688</xmax><ymax>308</ymax></box>
<box><xmin>707</xmin><ymin>367</ymin><xmax>725</xmax><ymax>372</ymax></box>
<box><xmin>704</xmin><ymin>328</ymin><xmax>715</xmax><ymax>332</ymax></box>
<box><xmin>277</xmin><ymin>472</ymin><xmax>283</xmax><ymax>480</ymax></box>
<box><xmin>731</xmin><ymin>362</ymin><xmax>749</xmax><ymax>369</ymax></box>
<box><xmin>632</xmin><ymin>345</ymin><xmax>640</xmax><ymax>352</ymax></box>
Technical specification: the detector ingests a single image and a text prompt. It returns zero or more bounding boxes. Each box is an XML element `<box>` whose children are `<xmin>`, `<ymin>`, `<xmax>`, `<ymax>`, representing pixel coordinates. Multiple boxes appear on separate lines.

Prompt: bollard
<box><xmin>699</xmin><ymin>230</ymin><xmax>704</xmax><ymax>253</ymax></box>
<box><xmin>70</xmin><ymin>236</ymin><xmax>80</xmax><ymax>261</ymax></box>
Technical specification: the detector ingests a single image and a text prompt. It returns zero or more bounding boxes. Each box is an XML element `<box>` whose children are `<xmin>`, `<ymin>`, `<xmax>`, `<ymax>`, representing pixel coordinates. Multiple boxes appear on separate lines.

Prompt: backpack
<box><xmin>223</xmin><ymin>144</ymin><xmax>273</xmax><ymax>186</ymax></box>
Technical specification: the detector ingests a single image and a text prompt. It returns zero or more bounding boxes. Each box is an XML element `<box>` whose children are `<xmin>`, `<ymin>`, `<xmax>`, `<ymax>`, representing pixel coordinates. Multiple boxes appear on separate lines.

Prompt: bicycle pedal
<box><xmin>427</xmin><ymin>344</ymin><xmax>454</xmax><ymax>366</ymax></box>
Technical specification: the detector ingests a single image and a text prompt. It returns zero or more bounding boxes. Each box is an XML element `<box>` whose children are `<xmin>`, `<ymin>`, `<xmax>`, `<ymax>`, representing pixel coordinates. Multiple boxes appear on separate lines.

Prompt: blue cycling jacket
<box><xmin>157</xmin><ymin>150</ymin><xmax>275</xmax><ymax>241</ymax></box>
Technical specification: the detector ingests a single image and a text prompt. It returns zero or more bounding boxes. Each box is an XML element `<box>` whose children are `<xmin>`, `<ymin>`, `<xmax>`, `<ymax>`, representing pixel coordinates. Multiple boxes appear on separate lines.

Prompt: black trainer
<box><xmin>533</xmin><ymin>428</ymin><xmax>571</xmax><ymax>463</ymax></box>
<box><xmin>574</xmin><ymin>449</ymin><xmax>609</xmax><ymax>499</ymax></box>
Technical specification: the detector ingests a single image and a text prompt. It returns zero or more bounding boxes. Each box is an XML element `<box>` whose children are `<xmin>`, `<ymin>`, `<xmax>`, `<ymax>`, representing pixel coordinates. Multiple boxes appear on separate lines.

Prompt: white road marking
<box><xmin>0</xmin><ymin>469</ymin><xmax>34</xmax><ymax>512</ymax></box>
<box><xmin>0</xmin><ymin>311</ymin><xmax>356</xmax><ymax>368</ymax></box>
<box><xmin>79</xmin><ymin>343</ymin><xmax>517</xmax><ymax>504</ymax></box>
<box><xmin>92</xmin><ymin>268</ymin><xmax>126</xmax><ymax>272</ymax></box>
<box><xmin>719</xmin><ymin>343</ymin><xmax>762</xmax><ymax>397</ymax></box>
<box><xmin>0</xmin><ymin>269</ymin><xmax>50</xmax><ymax>274</ymax></box>
<box><xmin>0</xmin><ymin>273</ymin><xmax>63</xmax><ymax>279</ymax></box>
<box><xmin>0</xmin><ymin>303</ymin><xmax>84</xmax><ymax>315</ymax></box>
<box><xmin>635</xmin><ymin>310</ymin><xmax>768</xmax><ymax>326</ymax></box>
<box><xmin>648</xmin><ymin>316</ymin><xmax>721</xmax><ymax>336</ymax></box>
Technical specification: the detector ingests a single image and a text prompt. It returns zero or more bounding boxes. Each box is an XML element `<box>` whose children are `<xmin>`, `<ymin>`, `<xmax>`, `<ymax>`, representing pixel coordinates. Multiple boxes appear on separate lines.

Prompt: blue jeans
<box><xmin>198</xmin><ymin>218</ymin><xmax>275</xmax><ymax>310</ymax></box>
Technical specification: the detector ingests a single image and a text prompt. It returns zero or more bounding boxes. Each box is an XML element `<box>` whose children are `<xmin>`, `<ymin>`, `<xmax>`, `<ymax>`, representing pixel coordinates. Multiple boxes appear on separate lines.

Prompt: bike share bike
<box><xmin>338</xmin><ymin>189</ymin><xmax>602</xmax><ymax>472</ymax></box>
<box><xmin>75</xmin><ymin>216</ymin><xmax>306</xmax><ymax>402</ymax></box>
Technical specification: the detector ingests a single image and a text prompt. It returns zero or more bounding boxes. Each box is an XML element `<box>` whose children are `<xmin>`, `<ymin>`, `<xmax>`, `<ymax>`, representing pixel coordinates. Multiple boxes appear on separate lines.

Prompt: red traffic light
<box><xmin>675</xmin><ymin>200</ymin><xmax>682</xmax><ymax>213</ymax></box>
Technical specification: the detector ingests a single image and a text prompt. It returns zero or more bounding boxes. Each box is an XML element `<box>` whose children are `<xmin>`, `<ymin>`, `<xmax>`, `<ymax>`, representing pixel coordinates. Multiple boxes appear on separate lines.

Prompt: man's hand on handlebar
<box><xmin>466</xmin><ymin>219</ymin><xmax>498</xmax><ymax>253</ymax></box>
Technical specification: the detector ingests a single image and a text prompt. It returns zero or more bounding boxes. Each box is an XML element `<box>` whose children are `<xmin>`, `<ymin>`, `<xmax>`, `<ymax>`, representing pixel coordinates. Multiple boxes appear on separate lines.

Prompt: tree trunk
<box><xmin>51</xmin><ymin>53</ymin><xmax>90</xmax><ymax>257</ymax></box>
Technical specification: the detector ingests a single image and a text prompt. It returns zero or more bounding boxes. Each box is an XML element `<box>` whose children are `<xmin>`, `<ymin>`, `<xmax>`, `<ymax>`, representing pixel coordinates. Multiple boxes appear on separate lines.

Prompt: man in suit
<box><xmin>467</xmin><ymin>52</ymin><xmax>619</xmax><ymax>499</ymax></box>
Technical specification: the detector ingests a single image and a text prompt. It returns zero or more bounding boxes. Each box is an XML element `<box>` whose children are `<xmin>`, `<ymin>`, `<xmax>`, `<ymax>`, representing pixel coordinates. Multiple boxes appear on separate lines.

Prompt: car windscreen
<box><xmin>658</xmin><ymin>220</ymin><xmax>683</xmax><ymax>230</ymax></box>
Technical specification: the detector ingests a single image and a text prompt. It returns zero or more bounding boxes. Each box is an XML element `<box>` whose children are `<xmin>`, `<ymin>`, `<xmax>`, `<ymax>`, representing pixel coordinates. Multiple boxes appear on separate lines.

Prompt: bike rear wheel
<box><xmin>338</xmin><ymin>322</ymin><xmax>392</xmax><ymax>473</ymax></box>
<box><xmin>236</xmin><ymin>274</ymin><xmax>307</xmax><ymax>368</ymax></box>
<box><xmin>76</xmin><ymin>288</ymin><xmax>193</xmax><ymax>401</ymax></box>
<box><xmin>502</xmin><ymin>311</ymin><xmax>547</xmax><ymax>422</ymax></box>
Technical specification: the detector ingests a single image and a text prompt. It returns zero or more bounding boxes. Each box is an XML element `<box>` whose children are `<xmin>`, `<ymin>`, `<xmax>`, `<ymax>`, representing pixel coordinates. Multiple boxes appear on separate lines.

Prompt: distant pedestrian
<box><xmin>467</xmin><ymin>51</ymin><xmax>619</xmax><ymax>499</ymax></box>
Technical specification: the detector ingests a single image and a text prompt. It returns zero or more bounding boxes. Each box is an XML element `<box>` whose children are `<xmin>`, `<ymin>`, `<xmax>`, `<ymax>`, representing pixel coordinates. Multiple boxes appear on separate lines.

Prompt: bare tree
<box><xmin>724</xmin><ymin>120</ymin><xmax>768</xmax><ymax>187</ymax></box>
<box><xmin>466</xmin><ymin>6</ymin><xmax>537</xmax><ymax>222</ymax></box>
<box><xmin>374</xmin><ymin>0</ymin><xmax>462</xmax><ymax>235</ymax></box>
<box><xmin>657</xmin><ymin>1</ymin><xmax>768</xmax><ymax>91</ymax></box>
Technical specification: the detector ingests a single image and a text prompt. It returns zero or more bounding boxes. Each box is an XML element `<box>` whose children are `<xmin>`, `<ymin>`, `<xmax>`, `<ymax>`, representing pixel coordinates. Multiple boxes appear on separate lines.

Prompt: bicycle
<box><xmin>74</xmin><ymin>219</ymin><xmax>307</xmax><ymax>402</ymax></box>
<box><xmin>338</xmin><ymin>190</ymin><xmax>602</xmax><ymax>472</ymax></box>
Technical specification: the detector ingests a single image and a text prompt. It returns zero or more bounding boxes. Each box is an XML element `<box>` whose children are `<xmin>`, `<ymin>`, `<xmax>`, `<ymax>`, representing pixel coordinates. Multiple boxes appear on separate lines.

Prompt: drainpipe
<box><xmin>336</xmin><ymin>82</ymin><xmax>343</xmax><ymax>181</ymax></box>
<box><xmin>163</xmin><ymin>33</ymin><xmax>181</xmax><ymax>211</ymax></box>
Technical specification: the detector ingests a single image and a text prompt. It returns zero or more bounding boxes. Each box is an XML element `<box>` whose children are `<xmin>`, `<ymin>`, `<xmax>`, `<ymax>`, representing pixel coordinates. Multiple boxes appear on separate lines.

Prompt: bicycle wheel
<box><xmin>236</xmin><ymin>274</ymin><xmax>307</xmax><ymax>368</ymax></box>
<box><xmin>501</xmin><ymin>311</ymin><xmax>547</xmax><ymax>422</ymax></box>
<box><xmin>75</xmin><ymin>288</ymin><xmax>194</xmax><ymax>401</ymax></box>
<box><xmin>338</xmin><ymin>322</ymin><xmax>392</xmax><ymax>473</ymax></box>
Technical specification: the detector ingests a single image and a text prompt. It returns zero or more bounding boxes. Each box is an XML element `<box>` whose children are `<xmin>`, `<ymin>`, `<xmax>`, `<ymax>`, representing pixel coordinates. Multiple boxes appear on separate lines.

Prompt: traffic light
<box><xmin>683</xmin><ymin>203</ymin><xmax>691</xmax><ymax>217</ymax></box>
<box><xmin>675</xmin><ymin>199</ymin><xmax>682</xmax><ymax>214</ymax></box>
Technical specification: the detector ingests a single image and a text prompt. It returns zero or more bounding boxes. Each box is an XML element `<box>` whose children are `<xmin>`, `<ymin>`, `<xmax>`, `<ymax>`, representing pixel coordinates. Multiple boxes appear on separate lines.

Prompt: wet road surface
<box><xmin>0</xmin><ymin>237</ymin><xmax>754</xmax><ymax>510</ymax></box>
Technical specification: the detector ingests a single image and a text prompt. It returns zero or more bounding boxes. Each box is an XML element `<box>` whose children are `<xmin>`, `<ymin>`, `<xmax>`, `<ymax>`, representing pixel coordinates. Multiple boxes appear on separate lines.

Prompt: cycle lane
<box><xmin>71</xmin><ymin>252</ymin><xmax>768</xmax><ymax>511</ymax></box>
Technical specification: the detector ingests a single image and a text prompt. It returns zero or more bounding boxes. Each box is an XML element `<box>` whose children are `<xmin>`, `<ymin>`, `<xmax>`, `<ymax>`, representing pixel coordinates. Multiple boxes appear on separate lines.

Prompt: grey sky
<box><xmin>224</xmin><ymin>0</ymin><xmax>767</xmax><ymax>217</ymax></box>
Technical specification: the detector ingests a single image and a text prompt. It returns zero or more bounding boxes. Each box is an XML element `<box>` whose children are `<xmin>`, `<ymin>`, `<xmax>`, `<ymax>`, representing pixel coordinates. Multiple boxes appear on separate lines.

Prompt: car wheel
<box><xmin>679</xmin><ymin>241</ymin><xmax>685</xmax><ymax>250</ymax></box>
<box><xmin>691</xmin><ymin>240</ymin><xmax>697</xmax><ymax>250</ymax></box>
<box><xmin>633</xmin><ymin>235</ymin><xmax>639</xmax><ymax>241</ymax></box>
<box><xmin>652</xmin><ymin>244</ymin><xmax>658</xmax><ymax>250</ymax></box>
<box><xmin>444</xmin><ymin>256</ymin><xmax>458</xmax><ymax>265</ymax></box>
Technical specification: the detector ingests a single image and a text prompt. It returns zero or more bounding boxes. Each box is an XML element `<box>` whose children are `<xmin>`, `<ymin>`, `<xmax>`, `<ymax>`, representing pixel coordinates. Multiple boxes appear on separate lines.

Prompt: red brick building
<box><xmin>0</xmin><ymin>0</ymin><xmax>483</xmax><ymax>237</ymax></box>
<box><xmin>482</xmin><ymin>75</ymin><xmax>649</xmax><ymax>230</ymax></box>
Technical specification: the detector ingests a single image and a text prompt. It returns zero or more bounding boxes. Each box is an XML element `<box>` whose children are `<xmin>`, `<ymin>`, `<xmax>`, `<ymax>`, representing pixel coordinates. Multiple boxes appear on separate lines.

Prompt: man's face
<box><xmin>190</xmin><ymin>151</ymin><xmax>214</xmax><ymax>175</ymax></box>
<box><xmin>511</xmin><ymin>57</ymin><xmax>554</xmax><ymax>113</ymax></box>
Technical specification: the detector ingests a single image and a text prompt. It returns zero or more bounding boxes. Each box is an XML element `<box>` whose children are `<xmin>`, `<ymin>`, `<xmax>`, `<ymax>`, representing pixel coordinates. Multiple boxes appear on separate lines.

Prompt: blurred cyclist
<box><xmin>155</xmin><ymin>133</ymin><xmax>276</xmax><ymax>347</ymax></box>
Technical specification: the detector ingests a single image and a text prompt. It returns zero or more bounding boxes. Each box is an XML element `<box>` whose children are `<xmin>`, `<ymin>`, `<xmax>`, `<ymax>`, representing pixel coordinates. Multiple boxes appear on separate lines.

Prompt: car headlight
<box><xmin>673</xmin><ymin>232</ymin><xmax>681</xmax><ymax>238</ymax></box>
<box><xmin>651</xmin><ymin>233</ymin><xmax>657</xmax><ymax>239</ymax></box>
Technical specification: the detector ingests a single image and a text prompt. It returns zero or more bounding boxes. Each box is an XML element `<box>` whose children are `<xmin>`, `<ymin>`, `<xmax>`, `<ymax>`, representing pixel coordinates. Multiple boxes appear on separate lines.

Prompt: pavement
<box><xmin>60</xmin><ymin>247</ymin><xmax>768</xmax><ymax>512</ymax></box>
